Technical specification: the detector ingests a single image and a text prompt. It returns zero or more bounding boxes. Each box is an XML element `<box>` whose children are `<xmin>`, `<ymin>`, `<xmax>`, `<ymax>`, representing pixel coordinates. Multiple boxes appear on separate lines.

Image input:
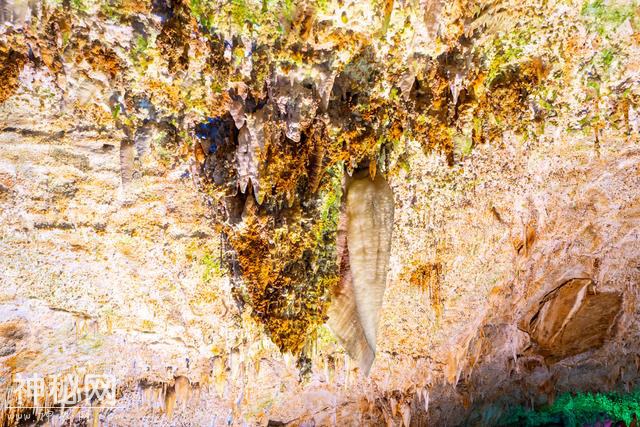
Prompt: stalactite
<box><xmin>327</xmin><ymin>170</ymin><xmax>394</xmax><ymax>374</ymax></box>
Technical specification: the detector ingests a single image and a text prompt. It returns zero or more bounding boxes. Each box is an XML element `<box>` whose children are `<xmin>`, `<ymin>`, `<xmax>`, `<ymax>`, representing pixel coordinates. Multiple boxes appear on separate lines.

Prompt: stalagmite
<box><xmin>328</xmin><ymin>171</ymin><xmax>394</xmax><ymax>374</ymax></box>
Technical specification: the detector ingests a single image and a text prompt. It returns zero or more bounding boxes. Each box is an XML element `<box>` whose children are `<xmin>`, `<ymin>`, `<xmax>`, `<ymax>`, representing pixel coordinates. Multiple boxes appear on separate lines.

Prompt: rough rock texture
<box><xmin>1</xmin><ymin>0</ymin><xmax>640</xmax><ymax>425</ymax></box>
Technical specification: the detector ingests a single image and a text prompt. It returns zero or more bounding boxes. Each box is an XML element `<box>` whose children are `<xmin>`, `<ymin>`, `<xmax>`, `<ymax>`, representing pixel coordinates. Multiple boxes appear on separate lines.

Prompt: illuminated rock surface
<box><xmin>0</xmin><ymin>0</ymin><xmax>640</xmax><ymax>425</ymax></box>
<box><xmin>327</xmin><ymin>171</ymin><xmax>394</xmax><ymax>375</ymax></box>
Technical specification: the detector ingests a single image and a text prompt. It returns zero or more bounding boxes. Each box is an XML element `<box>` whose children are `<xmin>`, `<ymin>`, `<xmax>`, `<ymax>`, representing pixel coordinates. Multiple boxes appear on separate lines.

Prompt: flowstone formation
<box><xmin>326</xmin><ymin>171</ymin><xmax>395</xmax><ymax>374</ymax></box>
<box><xmin>2</xmin><ymin>0</ymin><xmax>640</xmax><ymax>425</ymax></box>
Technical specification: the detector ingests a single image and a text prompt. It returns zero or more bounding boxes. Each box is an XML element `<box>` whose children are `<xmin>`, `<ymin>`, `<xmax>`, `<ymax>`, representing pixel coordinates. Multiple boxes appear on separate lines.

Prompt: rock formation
<box><xmin>328</xmin><ymin>171</ymin><xmax>395</xmax><ymax>374</ymax></box>
<box><xmin>0</xmin><ymin>0</ymin><xmax>639</xmax><ymax>425</ymax></box>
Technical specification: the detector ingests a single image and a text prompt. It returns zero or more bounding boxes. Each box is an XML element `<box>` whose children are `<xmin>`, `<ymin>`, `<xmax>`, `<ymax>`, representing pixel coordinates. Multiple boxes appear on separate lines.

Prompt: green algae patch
<box><xmin>499</xmin><ymin>389</ymin><xmax>640</xmax><ymax>427</ymax></box>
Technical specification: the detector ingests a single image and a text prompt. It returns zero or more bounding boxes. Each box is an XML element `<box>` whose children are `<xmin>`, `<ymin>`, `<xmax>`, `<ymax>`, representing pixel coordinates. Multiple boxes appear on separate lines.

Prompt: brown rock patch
<box><xmin>522</xmin><ymin>278</ymin><xmax>622</xmax><ymax>362</ymax></box>
<box><xmin>0</xmin><ymin>47</ymin><xmax>26</xmax><ymax>103</ymax></box>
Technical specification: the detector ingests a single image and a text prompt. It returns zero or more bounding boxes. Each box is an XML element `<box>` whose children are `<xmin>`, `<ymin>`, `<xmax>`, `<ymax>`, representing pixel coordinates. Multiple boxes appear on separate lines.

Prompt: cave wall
<box><xmin>0</xmin><ymin>0</ymin><xmax>639</xmax><ymax>425</ymax></box>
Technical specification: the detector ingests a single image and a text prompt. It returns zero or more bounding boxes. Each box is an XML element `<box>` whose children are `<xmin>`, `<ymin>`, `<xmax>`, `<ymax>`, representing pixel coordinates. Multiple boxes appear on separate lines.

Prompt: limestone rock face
<box><xmin>521</xmin><ymin>278</ymin><xmax>622</xmax><ymax>362</ymax></box>
<box><xmin>1</xmin><ymin>0</ymin><xmax>640</xmax><ymax>425</ymax></box>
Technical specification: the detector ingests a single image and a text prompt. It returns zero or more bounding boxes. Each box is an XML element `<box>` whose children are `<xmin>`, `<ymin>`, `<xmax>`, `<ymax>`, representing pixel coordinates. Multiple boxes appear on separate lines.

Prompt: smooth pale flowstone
<box><xmin>326</xmin><ymin>255</ymin><xmax>376</xmax><ymax>374</ymax></box>
<box><xmin>347</xmin><ymin>173</ymin><xmax>395</xmax><ymax>354</ymax></box>
<box><xmin>328</xmin><ymin>172</ymin><xmax>394</xmax><ymax>374</ymax></box>
<box><xmin>327</xmin><ymin>200</ymin><xmax>375</xmax><ymax>374</ymax></box>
